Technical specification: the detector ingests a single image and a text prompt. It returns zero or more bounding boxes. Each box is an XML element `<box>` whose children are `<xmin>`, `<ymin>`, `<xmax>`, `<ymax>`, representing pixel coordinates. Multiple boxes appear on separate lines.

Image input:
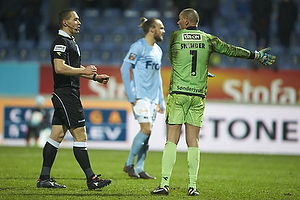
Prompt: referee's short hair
<box><xmin>58</xmin><ymin>9</ymin><xmax>76</xmax><ymax>29</ymax></box>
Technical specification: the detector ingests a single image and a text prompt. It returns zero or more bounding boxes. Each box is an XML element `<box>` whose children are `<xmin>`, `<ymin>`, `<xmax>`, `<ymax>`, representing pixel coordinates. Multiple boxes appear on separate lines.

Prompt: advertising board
<box><xmin>39</xmin><ymin>66</ymin><xmax>300</xmax><ymax>105</ymax></box>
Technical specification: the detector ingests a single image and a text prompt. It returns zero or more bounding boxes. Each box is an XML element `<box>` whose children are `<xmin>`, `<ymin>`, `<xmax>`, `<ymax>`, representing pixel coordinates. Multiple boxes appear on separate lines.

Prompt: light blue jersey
<box><xmin>121</xmin><ymin>38</ymin><xmax>165</xmax><ymax>110</ymax></box>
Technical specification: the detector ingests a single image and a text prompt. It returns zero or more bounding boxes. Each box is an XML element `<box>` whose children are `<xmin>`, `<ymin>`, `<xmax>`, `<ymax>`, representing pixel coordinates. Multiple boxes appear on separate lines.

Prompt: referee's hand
<box><xmin>96</xmin><ymin>74</ymin><xmax>110</xmax><ymax>84</ymax></box>
<box><xmin>85</xmin><ymin>65</ymin><xmax>97</xmax><ymax>75</ymax></box>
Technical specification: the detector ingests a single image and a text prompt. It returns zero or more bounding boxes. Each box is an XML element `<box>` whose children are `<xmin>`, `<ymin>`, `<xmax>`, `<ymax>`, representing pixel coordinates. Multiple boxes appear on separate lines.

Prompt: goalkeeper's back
<box><xmin>168</xmin><ymin>28</ymin><xmax>253</xmax><ymax>98</ymax></box>
<box><xmin>168</xmin><ymin>28</ymin><xmax>211</xmax><ymax>98</ymax></box>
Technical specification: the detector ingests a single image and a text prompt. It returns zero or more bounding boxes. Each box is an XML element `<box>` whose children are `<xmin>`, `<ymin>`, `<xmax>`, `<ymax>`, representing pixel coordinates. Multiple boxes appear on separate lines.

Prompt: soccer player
<box><xmin>37</xmin><ymin>9</ymin><xmax>111</xmax><ymax>189</ymax></box>
<box><xmin>121</xmin><ymin>17</ymin><xmax>166</xmax><ymax>179</ymax></box>
<box><xmin>151</xmin><ymin>8</ymin><xmax>276</xmax><ymax>196</ymax></box>
<box><xmin>26</xmin><ymin>95</ymin><xmax>50</xmax><ymax>147</ymax></box>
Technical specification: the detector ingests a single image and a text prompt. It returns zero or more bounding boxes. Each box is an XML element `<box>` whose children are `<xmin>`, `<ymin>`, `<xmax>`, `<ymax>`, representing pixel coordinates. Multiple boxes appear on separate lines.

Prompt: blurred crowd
<box><xmin>0</xmin><ymin>0</ymin><xmax>299</xmax><ymax>69</ymax></box>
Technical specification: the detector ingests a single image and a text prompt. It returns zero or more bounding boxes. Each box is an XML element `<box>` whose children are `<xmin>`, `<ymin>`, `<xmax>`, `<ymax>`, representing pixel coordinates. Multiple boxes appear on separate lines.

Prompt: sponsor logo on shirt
<box><xmin>182</xmin><ymin>33</ymin><xmax>202</xmax><ymax>41</ymax></box>
<box><xmin>53</xmin><ymin>45</ymin><xmax>66</xmax><ymax>52</ymax></box>
<box><xmin>177</xmin><ymin>85</ymin><xmax>203</xmax><ymax>93</ymax></box>
<box><xmin>129</xmin><ymin>53</ymin><xmax>137</xmax><ymax>60</ymax></box>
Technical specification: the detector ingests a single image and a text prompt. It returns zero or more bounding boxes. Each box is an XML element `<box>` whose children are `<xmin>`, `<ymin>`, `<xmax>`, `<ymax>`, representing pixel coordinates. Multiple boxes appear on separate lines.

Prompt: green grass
<box><xmin>0</xmin><ymin>146</ymin><xmax>299</xmax><ymax>200</ymax></box>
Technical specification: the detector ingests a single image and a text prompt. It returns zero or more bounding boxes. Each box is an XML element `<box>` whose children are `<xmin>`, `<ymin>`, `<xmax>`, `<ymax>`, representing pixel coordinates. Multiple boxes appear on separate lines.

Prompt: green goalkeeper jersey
<box><xmin>168</xmin><ymin>27</ymin><xmax>251</xmax><ymax>97</ymax></box>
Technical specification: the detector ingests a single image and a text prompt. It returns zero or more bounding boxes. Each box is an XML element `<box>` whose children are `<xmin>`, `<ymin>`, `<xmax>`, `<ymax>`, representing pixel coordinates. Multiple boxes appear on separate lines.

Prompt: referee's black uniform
<box><xmin>50</xmin><ymin>30</ymin><xmax>85</xmax><ymax>129</ymax></box>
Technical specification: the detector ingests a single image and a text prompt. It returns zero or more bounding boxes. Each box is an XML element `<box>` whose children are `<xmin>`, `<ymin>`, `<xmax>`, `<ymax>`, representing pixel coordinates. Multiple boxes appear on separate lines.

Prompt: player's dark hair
<box><xmin>58</xmin><ymin>9</ymin><xmax>75</xmax><ymax>29</ymax></box>
<box><xmin>182</xmin><ymin>8</ymin><xmax>199</xmax><ymax>25</ymax></box>
<box><xmin>139</xmin><ymin>17</ymin><xmax>158</xmax><ymax>35</ymax></box>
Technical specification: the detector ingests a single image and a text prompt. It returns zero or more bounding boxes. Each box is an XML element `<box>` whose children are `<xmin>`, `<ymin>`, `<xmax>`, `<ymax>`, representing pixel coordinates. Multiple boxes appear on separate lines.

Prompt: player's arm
<box><xmin>121</xmin><ymin>42</ymin><xmax>143</xmax><ymax>104</ymax></box>
<box><xmin>168</xmin><ymin>31</ymin><xmax>177</xmax><ymax>63</ymax></box>
<box><xmin>120</xmin><ymin>61</ymin><xmax>135</xmax><ymax>103</ymax></box>
<box><xmin>210</xmin><ymin>36</ymin><xmax>253</xmax><ymax>59</ymax></box>
<box><xmin>54</xmin><ymin>59</ymin><xmax>96</xmax><ymax>76</ymax></box>
<box><xmin>209</xmin><ymin>35</ymin><xmax>276</xmax><ymax>66</ymax></box>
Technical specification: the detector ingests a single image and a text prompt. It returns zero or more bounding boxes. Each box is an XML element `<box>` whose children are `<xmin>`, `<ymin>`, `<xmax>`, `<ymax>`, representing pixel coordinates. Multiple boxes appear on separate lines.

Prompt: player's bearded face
<box><xmin>153</xmin><ymin>20</ymin><xmax>164</xmax><ymax>42</ymax></box>
<box><xmin>154</xmin><ymin>30</ymin><xmax>163</xmax><ymax>42</ymax></box>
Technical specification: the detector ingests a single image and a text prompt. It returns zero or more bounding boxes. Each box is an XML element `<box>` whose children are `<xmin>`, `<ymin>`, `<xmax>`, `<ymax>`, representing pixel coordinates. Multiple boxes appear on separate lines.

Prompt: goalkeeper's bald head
<box><xmin>181</xmin><ymin>8</ymin><xmax>199</xmax><ymax>26</ymax></box>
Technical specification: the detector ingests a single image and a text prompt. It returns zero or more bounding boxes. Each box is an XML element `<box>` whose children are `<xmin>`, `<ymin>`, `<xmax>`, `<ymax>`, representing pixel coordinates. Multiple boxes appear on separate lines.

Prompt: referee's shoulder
<box><xmin>53</xmin><ymin>35</ymin><xmax>70</xmax><ymax>45</ymax></box>
<box><xmin>52</xmin><ymin>34</ymin><xmax>63</xmax><ymax>42</ymax></box>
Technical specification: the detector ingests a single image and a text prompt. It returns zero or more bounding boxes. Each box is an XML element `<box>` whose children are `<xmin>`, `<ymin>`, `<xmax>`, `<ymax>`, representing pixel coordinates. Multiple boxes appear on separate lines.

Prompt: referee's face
<box><xmin>65</xmin><ymin>11</ymin><xmax>81</xmax><ymax>36</ymax></box>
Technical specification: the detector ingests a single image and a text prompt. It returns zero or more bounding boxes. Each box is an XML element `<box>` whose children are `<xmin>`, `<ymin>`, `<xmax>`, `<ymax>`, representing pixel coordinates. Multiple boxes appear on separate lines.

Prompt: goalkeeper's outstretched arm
<box><xmin>210</xmin><ymin>35</ymin><xmax>276</xmax><ymax>66</ymax></box>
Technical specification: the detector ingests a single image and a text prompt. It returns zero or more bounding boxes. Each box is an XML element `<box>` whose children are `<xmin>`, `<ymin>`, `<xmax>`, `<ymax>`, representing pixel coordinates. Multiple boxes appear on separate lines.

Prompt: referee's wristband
<box><xmin>93</xmin><ymin>74</ymin><xmax>97</xmax><ymax>81</ymax></box>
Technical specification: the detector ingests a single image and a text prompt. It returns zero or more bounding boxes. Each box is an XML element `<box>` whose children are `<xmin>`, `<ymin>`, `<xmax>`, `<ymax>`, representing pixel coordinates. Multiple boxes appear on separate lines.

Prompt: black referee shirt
<box><xmin>50</xmin><ymin>30</ymin><xmax>81</xmax><ymax>89</ymax></box>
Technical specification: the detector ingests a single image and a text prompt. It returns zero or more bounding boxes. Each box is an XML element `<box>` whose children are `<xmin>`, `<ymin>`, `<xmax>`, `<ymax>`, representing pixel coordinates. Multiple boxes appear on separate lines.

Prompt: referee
<box><xmin>37</xmin><ymin>9</ymin><xmax>111</xmax><ymax>190</ymax></box>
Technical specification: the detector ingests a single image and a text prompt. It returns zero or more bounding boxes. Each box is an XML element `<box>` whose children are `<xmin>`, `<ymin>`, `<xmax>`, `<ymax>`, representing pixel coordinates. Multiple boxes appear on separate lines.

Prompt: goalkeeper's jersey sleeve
<box><xmin>168</xmin><ymin>27</ymin><xmax>251</xmax><ymax>97</ymax></box>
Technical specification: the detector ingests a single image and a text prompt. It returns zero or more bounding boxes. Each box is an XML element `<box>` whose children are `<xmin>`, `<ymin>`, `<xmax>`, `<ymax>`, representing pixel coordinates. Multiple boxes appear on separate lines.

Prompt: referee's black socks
<box><xmin>39</xmin><ymin>139</ymin><xmax>60</xmax><ymax>180</ymax></box>
<box><xmin>73</xmin><ymin>142</ymin><xmax>94</xmax><ymax>181</ymax></box>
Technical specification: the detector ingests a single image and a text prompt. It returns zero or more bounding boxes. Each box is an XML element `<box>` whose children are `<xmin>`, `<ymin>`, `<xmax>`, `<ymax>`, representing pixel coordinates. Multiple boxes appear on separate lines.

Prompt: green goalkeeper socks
<box><xmin>187</xmin><ymin>147</ymin><xmax>200</xmax><ymax>189</ymax></box>
<box><xmin>160</xmin><ymin>141</ymin><xmax>177</xmax><ymax>187</ymax></box>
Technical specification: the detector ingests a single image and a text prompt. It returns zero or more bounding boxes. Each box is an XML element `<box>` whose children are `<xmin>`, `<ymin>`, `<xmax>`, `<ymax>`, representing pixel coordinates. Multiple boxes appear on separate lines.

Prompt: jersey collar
<box><xmin>58</xmin><ymin>30</ymin><xmax>74</xmax><ymax>40</ymax></box>
<box><xmin>186</xmin><ymin>26</ymin><xmax>198</xmax><ymax>30</ymax></box>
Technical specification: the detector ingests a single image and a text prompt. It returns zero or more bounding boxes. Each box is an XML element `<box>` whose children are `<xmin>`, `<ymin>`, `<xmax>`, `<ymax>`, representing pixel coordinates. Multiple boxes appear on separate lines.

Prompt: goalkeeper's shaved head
<box><xmin>181</xmin><ymin>8</ymin><xmax>199</xmax><ymax>26</ymax></box>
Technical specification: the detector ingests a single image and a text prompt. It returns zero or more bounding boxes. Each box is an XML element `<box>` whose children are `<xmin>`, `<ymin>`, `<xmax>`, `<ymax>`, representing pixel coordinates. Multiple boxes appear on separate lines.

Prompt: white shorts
<box><xmin>132</xmin><ymin>99</ymin><xmax>157</xmax><ymax>123</ymax></box>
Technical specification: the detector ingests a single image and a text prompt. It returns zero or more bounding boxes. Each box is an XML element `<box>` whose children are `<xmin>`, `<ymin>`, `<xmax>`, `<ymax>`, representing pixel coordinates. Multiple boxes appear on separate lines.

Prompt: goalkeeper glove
<box><xmin>255</xmin><ymin>47</ymin><xmax>276</xmax><ymax>66</ymax></box>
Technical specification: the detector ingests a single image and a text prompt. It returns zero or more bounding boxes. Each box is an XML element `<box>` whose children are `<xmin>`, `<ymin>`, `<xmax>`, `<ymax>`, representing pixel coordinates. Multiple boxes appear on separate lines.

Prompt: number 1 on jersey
<box><xmin>190</xmin><ymin>50</ymin><xmax>197</xmax><ymax>76</ymax></box>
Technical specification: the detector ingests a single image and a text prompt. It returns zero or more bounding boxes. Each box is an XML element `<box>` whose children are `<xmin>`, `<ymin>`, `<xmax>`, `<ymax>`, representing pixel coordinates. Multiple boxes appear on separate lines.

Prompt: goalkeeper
<box><xmin>151</xmin><ymin>8</ymin><xmax>276</xmax><ymax>196</ymax></box>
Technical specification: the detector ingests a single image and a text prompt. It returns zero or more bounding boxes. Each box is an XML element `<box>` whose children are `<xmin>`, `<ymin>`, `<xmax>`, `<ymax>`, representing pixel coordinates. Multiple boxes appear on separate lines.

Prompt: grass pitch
<box><xmin>0</xmin><ymin>146</ymin><xmax>299</xmax><ymax>200</ymax></box>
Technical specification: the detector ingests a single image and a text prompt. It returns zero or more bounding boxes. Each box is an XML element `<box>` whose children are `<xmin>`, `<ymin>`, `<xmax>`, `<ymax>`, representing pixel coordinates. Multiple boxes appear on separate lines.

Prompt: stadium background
<box><xmin>0</xmin><ymin>0</ymin><xmax>300</xmax><ymax>155</ymax></box>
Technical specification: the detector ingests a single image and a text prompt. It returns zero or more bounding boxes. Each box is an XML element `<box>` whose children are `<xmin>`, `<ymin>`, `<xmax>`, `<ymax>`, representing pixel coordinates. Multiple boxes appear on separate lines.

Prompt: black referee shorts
<box><xmin>51</xmin><ymin>87</ymin><xmax>85</xmax><ymax>129</ymax></box>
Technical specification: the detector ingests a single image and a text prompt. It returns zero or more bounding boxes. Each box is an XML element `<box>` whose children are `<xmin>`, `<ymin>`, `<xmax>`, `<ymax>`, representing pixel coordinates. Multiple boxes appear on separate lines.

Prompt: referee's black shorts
<box><xmin>51</xmin><ymin>87</ymin><xmax>85</xmax><ymax>129</ymax></box>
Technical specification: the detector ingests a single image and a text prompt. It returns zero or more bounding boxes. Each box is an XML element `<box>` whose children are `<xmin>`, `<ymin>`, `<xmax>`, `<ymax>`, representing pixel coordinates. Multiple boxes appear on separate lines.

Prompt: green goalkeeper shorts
<box><xmin>165</xmin><ymin>93</ymin><xmax>205</xmax><ymax>127</ymax></box>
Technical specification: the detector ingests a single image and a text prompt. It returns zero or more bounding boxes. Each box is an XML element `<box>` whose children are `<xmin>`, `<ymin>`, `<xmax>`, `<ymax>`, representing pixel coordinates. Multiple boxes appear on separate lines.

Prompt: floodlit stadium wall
<box><xmin>0</xmin><ymin>62</ymin><xmax>299</xmax><ymax>154</ymax></box>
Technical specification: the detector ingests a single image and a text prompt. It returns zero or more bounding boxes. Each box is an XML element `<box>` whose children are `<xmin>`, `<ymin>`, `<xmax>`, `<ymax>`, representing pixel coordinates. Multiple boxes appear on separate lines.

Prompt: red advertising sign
<box><xmin>206</xmin><ymin>68</ymin><xmax>300</xmax><ymax>104</ymax></box>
